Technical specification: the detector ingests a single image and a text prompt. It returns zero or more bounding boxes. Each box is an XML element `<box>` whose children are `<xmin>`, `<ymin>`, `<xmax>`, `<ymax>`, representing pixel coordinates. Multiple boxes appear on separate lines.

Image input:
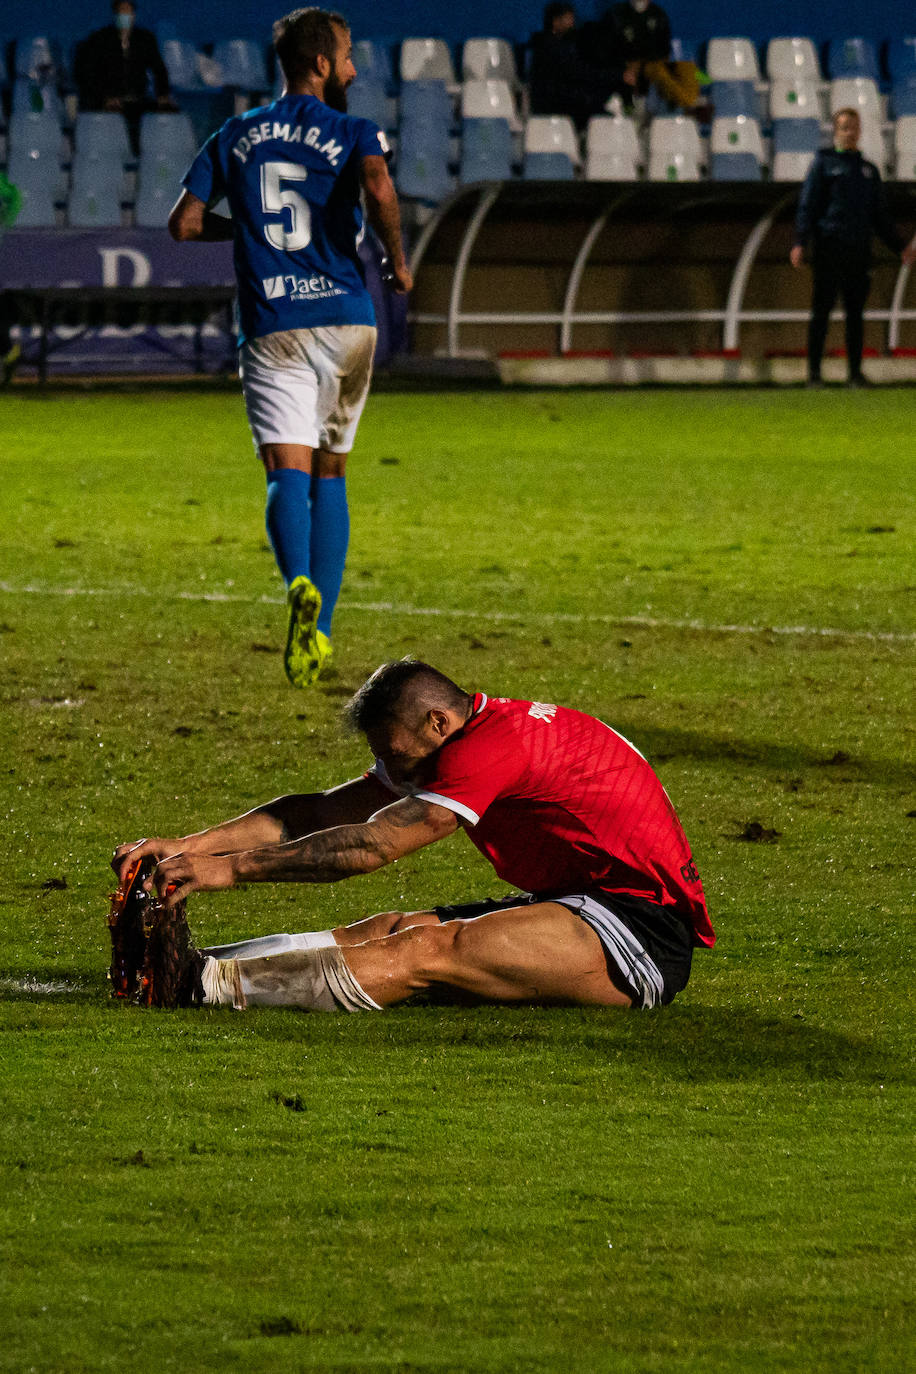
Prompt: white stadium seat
<box><xmin>705</xmin><ymin>37</ymin><xmax>761</xmax><ymax>83</ymax></box>
<box><xmin>524</xmin><ymin>114</ymin><xmax>580</xmax><ymax>162</ymax></box>
<box><xmin>647</xmin><ymin>115</ymin><xmax>704</xmax><ymax>181</ymax></box>
<box><xmin>400</xmin><ymin>38</ymin><xmax>456</xmax><ymax>84</ymax></box>
<box><xmin>895</xmin><ymin>115</ymin><xmax>916</xmax><ymax>179</ymax></box>
<box><xmin>462</xmin><ymin>38</ymin><xmax>518</xmax><ymax>86</ymax></box>
<box><xmin>772</xmin><ymin>150</ymin><xmax>817</xmax><ymax>181</ymax></box>
<box><xmin>585</xmin><ymin>115</ymin><xmax>640</xmax><ymax>180</ymax></box>
<box><xmin>766</xmin><ymin>37</ymin><xmax>822</xmax><ymax>82</ymax></box>
<box><xmin>769</xmin><ymin>78</ymin><xmax>822</xmax><ymax>122</ymax></box>
<box><xmin>462</xmin><ymin>78</ymin><xmax>519</xmax><ymax>129</ymax></box>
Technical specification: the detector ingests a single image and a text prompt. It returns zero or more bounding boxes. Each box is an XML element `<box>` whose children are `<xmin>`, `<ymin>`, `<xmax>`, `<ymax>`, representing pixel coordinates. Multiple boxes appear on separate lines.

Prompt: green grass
<box><xmin>0</xmin><ymin>386</ymin><xmax>913</xmax><ymax>1372</ymax></box>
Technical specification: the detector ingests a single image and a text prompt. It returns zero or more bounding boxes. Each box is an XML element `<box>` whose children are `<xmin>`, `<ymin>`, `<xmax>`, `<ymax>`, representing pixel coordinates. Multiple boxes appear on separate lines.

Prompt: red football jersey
<box><xmin>387</xmin><ymin>693</ymin><xmax>713</xmax><ymax>947</ymax></box>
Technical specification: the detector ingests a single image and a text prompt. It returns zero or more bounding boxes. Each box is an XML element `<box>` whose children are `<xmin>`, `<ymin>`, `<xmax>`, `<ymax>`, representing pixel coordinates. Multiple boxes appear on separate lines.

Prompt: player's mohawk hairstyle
<box><xmin>344</xmin><ymin>659</ymin><xmax>469</xmax><ymax>734</ymax></box>
<box><xmin>273</xmin><ymin>7</ymin><xmax>348</xmax><ymax>83</ymax></box>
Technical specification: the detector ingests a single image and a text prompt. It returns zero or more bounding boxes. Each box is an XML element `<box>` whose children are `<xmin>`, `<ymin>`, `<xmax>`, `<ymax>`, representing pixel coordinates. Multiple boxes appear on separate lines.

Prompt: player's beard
<box><xmin>324</xmin><ymin>74</ymin><xmax>349</xmax><ymax>112</ymax></box>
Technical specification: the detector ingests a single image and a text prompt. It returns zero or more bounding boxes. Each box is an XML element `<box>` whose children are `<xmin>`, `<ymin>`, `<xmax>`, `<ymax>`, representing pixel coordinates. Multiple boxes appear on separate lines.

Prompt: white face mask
<box><xmin>631</xmin><ymin>0</ymin><xmax>651</xmax><ymax>11</ymax></box>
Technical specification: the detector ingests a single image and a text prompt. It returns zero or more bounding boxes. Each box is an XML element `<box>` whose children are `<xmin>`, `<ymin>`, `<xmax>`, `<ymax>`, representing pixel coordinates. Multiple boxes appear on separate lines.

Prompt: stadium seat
<box><xmin>772</xmin><ymin>119</ymin><xmax>822</xmax><ymax>155</ymax></box>
<box><xmin>885</xmin><ymin>37</ymin><xmax>916</xmax><ymax>84</ymax></box>
<box><xmin>6</xmin><ymin>151</ymin><xmax>59</xmax><ymax>225</ymax></box>
<box><xmin>771</xmin><ymin>150</ymin><xmax>816</xmax><ymax>181</ymax></box>
<box><xmin>705</xmin><ymin>38</ymin><xmax>761</xmax><ymax>83</ymax></box>
<box><xmin>709</xmin><ymin>116</ymin><xmax>764</xmax><ymax>180</ymax></box>
<box><xmin>460</xmin><ymin>117</ymin><xmax>514</xmax><ymax>181</ymax></box>
<box><xmin>14</xmin><ymin>35</ymin><xmax>59</xmax><ymax>81</ymax></box>
<box><xmin>354</xmin><ymin>38</ymin><xmax>395</xmax><ymax>90</ymax></box>
<box><xmin>395</xmin><ymin>139</ymin><xmax>454</xmax><ymax>203</ymax></box>
<box><xmin>891</xmin><ymin>76</ymin><xmax>916</xmax><ymax>118</ymax></box>
<box><xmin>139</xmin><ymin>112</ymin><xmax>198</xmax><ymax>161</ymax></box>
<box><xmin>894</xmin><ymin>116</ymin><xmax>916</xmax><ymax>179</ymax></box>
<box><xmin>135</xmin><ymin>147</ymin><xmax>190</xmax><ymax>226</ymax></box>
<box><xmin>647</xmin><ymin>115</ymin><xmax>703</xmax><ymax>181</ymax></box>
<box><xmin>769</xmin><ymin>78</ymin><xmax>822</xmax><ymax>122</ymax></box>
<box><xmin>461</xmin><ymin>79</ymin><xmax>519</xmax><ymax>129</ymax></box>
<box><xmin>523</xmin><ymin>116</ymin><xmax>579</xmax><ymax>179</ymax></box>
<box><xmin>400</xmin><ymin>38</ymin><xmax>456</xmax><ymax>85</ymax></box>
<box><xmin>707</xmin><ymin>80</ymin><xmax>758</xmax><ymax>119</ymax></box>
<box><xmin>160</xmin><ymin>39</ymin><xmax>205</xmax><ymax>91</ymax></box>
<box><xmin>8</xmin><ymin>109</ymin><xmax>63</xmax><ymax>161</ymax></box>
<box><xmin>347</xmin><ymin>76</ymin><xmax>390</xmax><ymax>128</ymax></box>
<box><xmin>461</xmin><ymin>38</ymin><xmax>519</xmax><ymax>87</ymax></box>
<box><xmin>399</xmin><ymin>79</ymin><xmax>453</xmax><ymax>127</ymax></box>
<box><xmin>74</xmin><ymin>111</ymin><xmax>131</xmax><ymax>165</ymax></box>
<box><xmin>766</xmin><ymin>37</ymin><xmax>822</xmax><ymax>81</ymax></box>
<box><xmin>68</xmin><ymin>158</ymin><xmax>124</xmax><ymax>226</ymax></box>
<box><xmin>584</xmin><ymin>114</ymin><xmax>640</xmax><ymax>180</ymax></box>
<box><xmin>826</xmin><ymin>38</ymin><xmax>880</xmax><ymax>82</ymax></box>
<box><xmin>211</xmin><ymin>39</ymin><xmax>268</xmax><ymax>93</ymax></box>
<box><xmin>11</xmin><ymin>77</ymin><xmax>63</xmax><ymax>120</ymax></box>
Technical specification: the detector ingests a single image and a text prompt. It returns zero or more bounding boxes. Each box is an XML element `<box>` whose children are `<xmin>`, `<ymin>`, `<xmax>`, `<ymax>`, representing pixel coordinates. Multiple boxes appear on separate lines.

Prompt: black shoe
<box><xmin>847</xmin><ymin>373</ymin><xmax>873</xmax><ymax>388</ymax></box>
<box><xmin>108</xmin><ymin>855</ymin><xmax>157</xmax><ymax>1000</ymax></box>
<box><xmin>136</xmin><ymin>895</ymin><xmax>205</xmax><ymax>1008</ymax></box>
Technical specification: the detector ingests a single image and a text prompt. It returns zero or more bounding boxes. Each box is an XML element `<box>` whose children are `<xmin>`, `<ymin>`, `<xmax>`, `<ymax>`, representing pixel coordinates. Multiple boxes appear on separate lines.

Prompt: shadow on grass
<box><xmin>611</xmin><ymin>719</ymin><xmax>910</xmax><ymax>788</ymax></box>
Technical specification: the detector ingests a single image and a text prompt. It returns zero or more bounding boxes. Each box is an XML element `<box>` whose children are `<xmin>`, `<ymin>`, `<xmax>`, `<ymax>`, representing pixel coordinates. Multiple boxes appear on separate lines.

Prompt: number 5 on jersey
<box><xmin>260</xmin><ymin>160</ymin><xmax>312</xmax><ymax>251</ymax></box>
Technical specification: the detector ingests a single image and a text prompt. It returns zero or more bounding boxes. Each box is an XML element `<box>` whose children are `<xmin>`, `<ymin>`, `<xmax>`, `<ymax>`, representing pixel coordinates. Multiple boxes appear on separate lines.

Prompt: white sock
<box><xmin>203</xmin><ymin>929</ymin><xmax>337</xmax><ymax>960</ymax></box>
<box><xmin>200</xmin><ymin>955</ymin><xmax>245</xmax><ymax>1009</ymax></box>
<box><xmin>237</xmin><ymin>946</ymin><xmax>382</xmax><ymax>1013</ymax></box>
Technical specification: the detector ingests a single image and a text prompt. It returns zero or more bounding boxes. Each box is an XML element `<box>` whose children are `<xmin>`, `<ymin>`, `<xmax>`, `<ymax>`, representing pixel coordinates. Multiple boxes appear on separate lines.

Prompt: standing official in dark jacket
<box><xmin>791</xmin><ymin>108</ymin><xmax>915</xmax><ymax>386</ymax></box>
<box><xmin>74</xmin><ymin>0</ymin><xmax>177</xmax><ymax>151</ymax></box>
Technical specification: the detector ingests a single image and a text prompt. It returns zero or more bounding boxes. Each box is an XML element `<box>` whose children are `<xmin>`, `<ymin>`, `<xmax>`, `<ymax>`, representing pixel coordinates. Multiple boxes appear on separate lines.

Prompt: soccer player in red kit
<box><xmin>112</xmin><ymin>660</ymin><xmax>714</xmax><ymax>1012</ymax></box>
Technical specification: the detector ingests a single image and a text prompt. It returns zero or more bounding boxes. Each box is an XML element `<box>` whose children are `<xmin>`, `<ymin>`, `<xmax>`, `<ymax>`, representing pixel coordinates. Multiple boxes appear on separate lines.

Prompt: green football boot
<box><xmin>284</xmin><ymin>575</ymin><xmax>327</xmax><ymax>687</ymax></box>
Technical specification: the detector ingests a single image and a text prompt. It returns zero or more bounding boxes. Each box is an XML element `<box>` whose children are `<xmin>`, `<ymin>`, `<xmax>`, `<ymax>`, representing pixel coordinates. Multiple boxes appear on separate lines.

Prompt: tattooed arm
<box><xmin>151</xmin><ymin>795</ymin><xmax>459</xmax><ymax>906</ymax></box>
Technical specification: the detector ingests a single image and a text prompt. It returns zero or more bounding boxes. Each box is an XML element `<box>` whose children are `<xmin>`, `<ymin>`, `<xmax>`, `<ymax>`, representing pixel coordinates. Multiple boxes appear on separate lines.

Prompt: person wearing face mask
<box><xmin>599</xmin><ymin>0</ymin><xmax>704</xmax><ymax>115</ymax></box>
<box><xmin>791</xmin><ymin>108</ymin><xmax>916</xmax><ymax>387</ymax></box>
<box><xmin>74</xmin><ymin>0</ymin><xmax>176</xmax><ymax>150</ymax></box>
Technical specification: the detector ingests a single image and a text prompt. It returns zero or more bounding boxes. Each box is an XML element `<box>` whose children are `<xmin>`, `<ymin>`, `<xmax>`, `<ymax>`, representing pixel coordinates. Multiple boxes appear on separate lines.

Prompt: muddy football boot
<box><xmin>284</xmin><ymin>575</ymin><xmax>325</xmax><ymax>687</ymax></box>
<box><xmin>135</xmin><ymin>894</ymin><xmax>206</xmax><ymax>1008</ymax></box>
<box><xmin>108</xmin><ymin>856</ymin><xmax>157</xmax><ymax>1000</ymax></box>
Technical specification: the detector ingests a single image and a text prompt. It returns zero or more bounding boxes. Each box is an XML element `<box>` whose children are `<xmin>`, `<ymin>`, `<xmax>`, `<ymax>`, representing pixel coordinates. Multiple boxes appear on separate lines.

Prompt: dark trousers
<box><xmin>808</xmin><ymin>239</ymin><xmax>871</xmax><ymax>381</ymax></box>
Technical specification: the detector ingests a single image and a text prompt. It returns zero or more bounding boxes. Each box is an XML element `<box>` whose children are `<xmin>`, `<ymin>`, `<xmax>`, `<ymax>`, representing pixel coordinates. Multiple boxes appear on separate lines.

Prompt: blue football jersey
<box><xmin>183</xmin><ymin>94</ymin><xmax>389</xmax><ymax>343</ymax></box>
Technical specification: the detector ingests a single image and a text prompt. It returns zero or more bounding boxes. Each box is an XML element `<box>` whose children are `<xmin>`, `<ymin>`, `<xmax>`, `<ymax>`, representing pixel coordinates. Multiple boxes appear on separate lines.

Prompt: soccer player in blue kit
<box><xmin>168</xmin><ymin>8</ymin><xmax>412</xmax><ymax>686</ymax></box>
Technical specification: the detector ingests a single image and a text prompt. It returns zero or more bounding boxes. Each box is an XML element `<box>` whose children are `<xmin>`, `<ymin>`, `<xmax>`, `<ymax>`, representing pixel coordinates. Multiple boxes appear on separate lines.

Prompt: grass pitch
<box><xmin>0</xmin><ymin>385</ymin><xmax>913</xmax><ymax>1372</ymax></box>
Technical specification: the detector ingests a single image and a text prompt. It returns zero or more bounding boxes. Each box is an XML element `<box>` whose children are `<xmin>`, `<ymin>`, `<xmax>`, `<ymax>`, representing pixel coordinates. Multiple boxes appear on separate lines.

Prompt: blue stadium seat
<box><xmin>212</xmin><ymin>39</ymin><xmax>268</xmax><ymax>92</ymax></box>
<box><xmin>709</xmin><ymin>152</ymin><xmax>761</xmax><ymax>180</ymax></box>
<box><xmin>11</xmin><ymin>77</ymin><xmax>63</xmax><ymax>120</ymax></box>
<box><xmin>139</xmin><ymin>112</ymin><xmax>197</xmax><ymax>161</ymax></box>
<box><xmin>160</xmin><ymin>38</ymin><xmax>204</xmax><ymax>91</ymax></box>
<box><xmin>399</xmin><ymin>80</ymin><xmax>453</xmax><ymax>129</ymax></box>
<box><xmin>772</xmin><ymin>119</ymin><xmax>822</xmax><ymax>154</ymax></box>
<box><xmin>354</xmin><ymin>38</ymin><xmax>395</xmax><ymax>92</ymax></box>
<box><xmin>460</xmin><ymin>118</ymin><xmax>513</xmax><ymax>182</ymax></box>
<box><xmin>14</xmin><ymin>35</ymin><xmax>59</xmax><ymax>81</ymax></box>
<box><xmin>135</xmin><ymin>148</ymin><xmax>189</xmax><ymax>226</ymax></box>
<box><xmin>8</xmin><ymin>109</ymin><xmax>62</xmax><ymax>160</ymax></box>
<box><xmin>707</xmin><ymin>80</ymin><xmax>758</xmax><ymax>118</ymax></box>
<box><xmin>709</xmin><ymin>115</ymin><xmax>764</xmax><ymax>180</ymax></box>
<box><xmin>826</xmin><ymin>38</ymin><xmax>880</xmax><ymax>82</ymax></box>
<box><xmin>347</xmin><ymin>76</ymin><xmax>390</xmax><ymax>129</ymax></box>
<box><xmin>885</xmin><ymin>37</ymin><xmax>916</xmax><ymax>84</ymax></box>
<box><xmin>395</xmin><ymin>145</ymin><xmax>453</xmax><ymax>203</ymax></box>
<box><xmin>68</xmin><ymin>158</ymin><xmax>124</xmax><ymax>226</ymax></box>
<box><xmin>74</xmin><ymin>112</ymin><xmax>131</xmax><ymax>165</ymax></box>
<box><xmin>523</xmin><ymin>151</ymin><xmax>575</xmax><ymax>179</ymax></box>
<box><xmin>891</xmin><ymin>76</ymin><xmax>916</xmax><ymax>118</ymax></box>
<box><xmin>6</xmin><ymin>151</ymin><xmax>58</xmax><ymax>225</ymax></box>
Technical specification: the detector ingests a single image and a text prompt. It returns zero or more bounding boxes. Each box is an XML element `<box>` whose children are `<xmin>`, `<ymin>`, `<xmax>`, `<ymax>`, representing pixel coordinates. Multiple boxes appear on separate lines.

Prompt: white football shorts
<box><xmin>239</xmin><ymin>324</ymin><xmax>377</xmax><ymax>453</ymax></box>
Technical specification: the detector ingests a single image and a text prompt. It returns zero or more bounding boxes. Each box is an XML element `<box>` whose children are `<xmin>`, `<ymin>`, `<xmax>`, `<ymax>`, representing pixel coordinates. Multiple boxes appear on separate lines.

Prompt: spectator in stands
<box><xmin>528</xmin><ymin>2</ymin><xmax>628</xmax><ymax>130</ymax></box>
<box><xmin>598</xmin><ymin>0</ymin><xmax>704</xmax><ymax>115</ymax></box>
<box><xmin>791</xmin><ymin>108</ymin><xmax>916</xmax><ymax>388</ymax></box>
<box><xmin>74</xmin><ymin>0</ymin><xmax>177</xmax><ymax>151</ymax></box>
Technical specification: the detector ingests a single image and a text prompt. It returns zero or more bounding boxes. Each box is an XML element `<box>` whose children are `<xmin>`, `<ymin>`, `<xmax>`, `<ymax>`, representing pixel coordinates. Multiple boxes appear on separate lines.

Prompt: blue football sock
<box><xmin>265</xmin><ymin>468</ymin><xmax>311</xmax><ymax>586</ymax></box>
<box><xmin>309</xmin><ymin>475</ymin><xmax>350</xmax><ymax>636</ymax></box>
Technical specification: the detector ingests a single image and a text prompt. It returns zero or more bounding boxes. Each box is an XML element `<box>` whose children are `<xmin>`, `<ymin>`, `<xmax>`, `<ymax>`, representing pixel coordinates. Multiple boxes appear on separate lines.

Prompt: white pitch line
<box><xmin>0</xmin><ymin>580</ymin><xmax>914</xmax><ymax>644</ymax></box>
